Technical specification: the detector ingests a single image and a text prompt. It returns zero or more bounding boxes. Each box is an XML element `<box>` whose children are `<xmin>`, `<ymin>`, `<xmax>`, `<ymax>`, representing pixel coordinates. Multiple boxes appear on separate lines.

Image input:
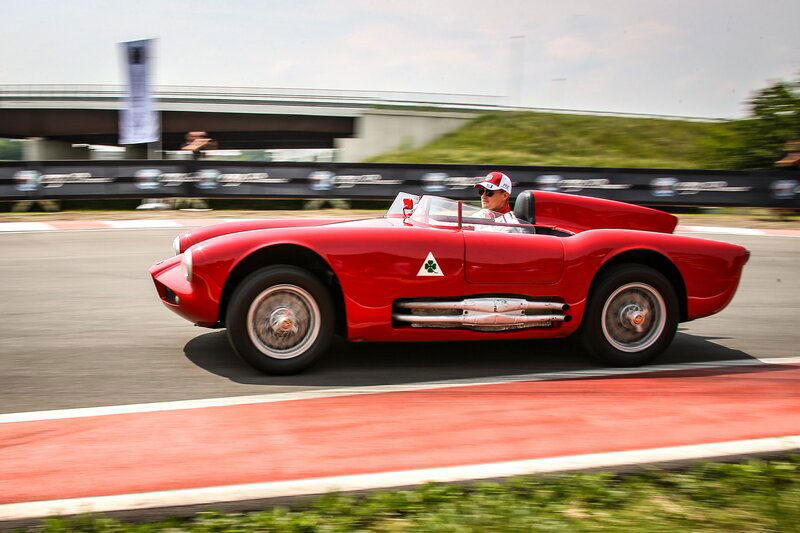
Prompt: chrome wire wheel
<box><xmin>246</xmin><ymin>284</ymin><xmax>321</xmax><ymax>360</ymax></box>
<box><xmin>600</xmin><ymin>282</ymin><xmax>666</xmax><ymax>353</ymax></box>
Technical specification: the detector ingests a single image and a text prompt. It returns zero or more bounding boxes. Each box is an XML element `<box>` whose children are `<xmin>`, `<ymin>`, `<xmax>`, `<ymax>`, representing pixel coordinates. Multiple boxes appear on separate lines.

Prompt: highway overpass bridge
<box><xmin>0</xmin><ymin>85</ymin><xmax>505</xmax><ymax>161</ymax></box>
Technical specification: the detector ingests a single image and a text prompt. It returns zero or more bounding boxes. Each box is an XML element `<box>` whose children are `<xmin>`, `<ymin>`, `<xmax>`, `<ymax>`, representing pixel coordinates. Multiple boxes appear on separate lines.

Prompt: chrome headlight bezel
<box><xmin>172</xmin><ymin>235</ymin><xmax>182</xmax><ymax>255</ymax></box>
<box><xmin>182</xmin><ymin>248</ymin><xmax>193</xmax><ymax>281</ymax></box>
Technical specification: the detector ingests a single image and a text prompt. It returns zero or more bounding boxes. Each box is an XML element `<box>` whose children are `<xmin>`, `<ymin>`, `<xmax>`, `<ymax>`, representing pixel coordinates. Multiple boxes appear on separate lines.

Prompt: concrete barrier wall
<box><xmin>1</xmin><ymin>160</ymin><xmax>797</xmax><ymax>207</ymax></box>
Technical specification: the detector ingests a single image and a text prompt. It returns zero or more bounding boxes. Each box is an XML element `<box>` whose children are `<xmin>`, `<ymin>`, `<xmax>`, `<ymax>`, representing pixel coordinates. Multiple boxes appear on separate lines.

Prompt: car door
<box><xmin>463</xmin><ymin>230</ymin><xmax>564</xmax><ymax>284</ymax></box>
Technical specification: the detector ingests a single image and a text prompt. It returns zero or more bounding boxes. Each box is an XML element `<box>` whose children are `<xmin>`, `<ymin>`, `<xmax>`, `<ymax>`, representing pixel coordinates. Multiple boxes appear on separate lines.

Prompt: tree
<box><xmin>700</xmin><ymin>75</ymin><xmax>800</xmax><ymax>169</ymax></box>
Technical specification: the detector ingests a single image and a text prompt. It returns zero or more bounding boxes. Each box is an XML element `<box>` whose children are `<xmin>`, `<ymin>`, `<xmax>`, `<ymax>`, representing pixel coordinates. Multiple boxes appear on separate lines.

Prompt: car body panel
<box><xmin>177</xmin><ymin>218</ymin><xmax>355</xmax><ymax>253</ymax></box>
<box><xmin>533</xmin><ymin>190</ymin><xmax>678</xmax><ymax>234</ymax></box>
<box><xmin>465</xmin><ymin>231</ymin><xmax>564</xmax><ymax>284</ymax></box>
<box><xmin>151</xmin><ymin>192</ymin><xmax>748</xmax><ymax>344</ymax></box>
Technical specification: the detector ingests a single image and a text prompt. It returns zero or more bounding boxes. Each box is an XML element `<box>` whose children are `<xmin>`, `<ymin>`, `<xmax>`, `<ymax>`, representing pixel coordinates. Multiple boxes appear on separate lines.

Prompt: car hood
<box><xmin>175</xmin><ymin>217</ymin><xmax>393</xmax><ymax>253</ymax></box>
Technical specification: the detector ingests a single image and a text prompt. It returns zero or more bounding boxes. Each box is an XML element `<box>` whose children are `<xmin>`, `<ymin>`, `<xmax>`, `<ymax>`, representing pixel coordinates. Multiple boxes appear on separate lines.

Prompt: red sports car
<box><xmin>150</xmin><ymin>191</ymin><xmax>749</xmax><ymax>374</ymax></box>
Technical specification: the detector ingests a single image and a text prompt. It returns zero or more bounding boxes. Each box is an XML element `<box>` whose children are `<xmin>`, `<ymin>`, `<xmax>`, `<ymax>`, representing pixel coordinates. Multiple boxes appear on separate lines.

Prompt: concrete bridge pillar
<box><xmin>23</xmin><ymin>138</ymin><xmax>90</xmax><ymax>160</ymax></box>
<box><xmin>124</xmin><ymin>144</ymin><xmax>148</xmax><ymax>159</ymax></box>
<box><xmin>335</xmin><ymin>109</ymin><xmax>476</xmax><ymax>162</ymax></box>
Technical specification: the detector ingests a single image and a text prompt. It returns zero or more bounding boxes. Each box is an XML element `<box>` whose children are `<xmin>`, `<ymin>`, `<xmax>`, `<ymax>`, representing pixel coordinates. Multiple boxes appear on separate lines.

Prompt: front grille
<box><xmin>163</xmin><ymin>287</ymin><xmax>180</xmax><ymax>305</ymax></box>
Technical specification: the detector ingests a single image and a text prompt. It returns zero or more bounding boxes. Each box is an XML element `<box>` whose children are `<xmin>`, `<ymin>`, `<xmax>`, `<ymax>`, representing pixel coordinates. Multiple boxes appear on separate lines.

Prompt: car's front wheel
<box><xmin>226</xmin><ymin>266</ymin><xmax>334</xmax><ymax>374</ymax></box>
<box><xmin>579</xmin><ymin>264</ymin><xmax>678</xmax><ymax>367</ymax></box>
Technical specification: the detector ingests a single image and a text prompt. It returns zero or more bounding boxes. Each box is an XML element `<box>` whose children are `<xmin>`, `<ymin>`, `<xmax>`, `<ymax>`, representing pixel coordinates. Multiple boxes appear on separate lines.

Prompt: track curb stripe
<box><xmin>1</xmin><ymin>435</ymin><xmax>798</xmax><ymax>522</ymax></box>
<box><xmin>2</xmin><ymin>357</ymin><xmax>799</xmax><ymax>424</ymax></box>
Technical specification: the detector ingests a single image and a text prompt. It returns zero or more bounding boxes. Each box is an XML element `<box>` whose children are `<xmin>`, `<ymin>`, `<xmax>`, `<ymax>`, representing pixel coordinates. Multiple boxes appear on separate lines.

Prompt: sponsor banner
<box><xmin>0</xmin><ymin>162</ymin><xmax>796</xmax><ymax>207</ymax></box>
<box><xmin>119</xmin><ymin>39</ymin><xmax>159</xmax><ymax>145</ymax></box>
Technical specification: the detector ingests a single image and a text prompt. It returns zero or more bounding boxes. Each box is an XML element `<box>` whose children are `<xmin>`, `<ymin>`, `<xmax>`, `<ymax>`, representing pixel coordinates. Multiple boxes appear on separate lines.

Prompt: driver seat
<box><xmin>513</xmin><ymin>190</ymin><xmax>535</xmax><ymax>224</ymax></box>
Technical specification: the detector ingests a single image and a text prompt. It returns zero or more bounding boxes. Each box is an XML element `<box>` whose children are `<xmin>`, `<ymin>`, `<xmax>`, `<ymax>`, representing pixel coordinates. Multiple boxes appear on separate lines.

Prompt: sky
<box><xmin>1</xmin><ymin>0</ymin><xmax>798</xmax><ymax>118</ymax></box>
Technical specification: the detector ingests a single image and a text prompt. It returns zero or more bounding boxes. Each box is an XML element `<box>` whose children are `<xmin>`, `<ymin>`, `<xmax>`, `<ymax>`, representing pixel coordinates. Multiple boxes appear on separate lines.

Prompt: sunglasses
<box><xmin>477</xmin><ymin>187</ymin><xmax>497</xmax><ymax>197</ymax></box>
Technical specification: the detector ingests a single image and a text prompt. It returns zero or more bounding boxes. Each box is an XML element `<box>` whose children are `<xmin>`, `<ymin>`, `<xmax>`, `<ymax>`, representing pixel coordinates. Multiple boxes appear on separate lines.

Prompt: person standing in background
<box><xmin>181</xmin><ymin>131</ymin><xmax>218</xmax><ymax>159</ymax></box>
<box><xmin>179</xmin><ymin>131</ymin><xmax>218</xmax><ymax>208</ymax></box>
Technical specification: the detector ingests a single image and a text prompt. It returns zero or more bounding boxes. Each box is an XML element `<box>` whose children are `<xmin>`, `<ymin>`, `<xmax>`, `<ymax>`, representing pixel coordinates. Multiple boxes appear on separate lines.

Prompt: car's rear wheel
<box><xmin>226</xmin><ymin>266</ymin><xmax>334</xmax><ymax>374</ymax></box>
<box><xmin>579</xmin><ymin>264</ymin><xmax>678</xmax><ymax>367</ymax></box>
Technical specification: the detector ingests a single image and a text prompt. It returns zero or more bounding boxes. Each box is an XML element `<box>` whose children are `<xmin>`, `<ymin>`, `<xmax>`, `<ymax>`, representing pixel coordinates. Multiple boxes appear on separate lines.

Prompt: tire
<box><xmin>226</xmin><ymin>266</ymin><xmax>334</xmax><ymax>375</ymax></box>
<box><xmin>579</xmin><ymin>264</ymin><xmax>678</xmax><ymax>367</ymax></box>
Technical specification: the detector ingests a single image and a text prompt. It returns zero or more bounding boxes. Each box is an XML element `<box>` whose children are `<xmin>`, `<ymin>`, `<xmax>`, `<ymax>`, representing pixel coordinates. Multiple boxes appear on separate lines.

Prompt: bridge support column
<box><xmin>124</xmin><ymin>144</ymin><xmax>148</xmax><ymax>159</ymax></box>
<box><xmin>335</xmin><ymin>109</ymin><xmax>476</xmax><ymax>162</ymax></box>
<box><xmin>23</xmin><ymin>138</ymin><xmax>90</xmax><ymax>160</ymax></box>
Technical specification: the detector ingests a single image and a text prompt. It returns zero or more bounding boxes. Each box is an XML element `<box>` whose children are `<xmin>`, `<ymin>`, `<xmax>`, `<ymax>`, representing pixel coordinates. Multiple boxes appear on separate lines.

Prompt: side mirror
<box><xmin>403</xmin><ymin>198</ymin><xmax>414</xmax><ymax>219</ymax></box>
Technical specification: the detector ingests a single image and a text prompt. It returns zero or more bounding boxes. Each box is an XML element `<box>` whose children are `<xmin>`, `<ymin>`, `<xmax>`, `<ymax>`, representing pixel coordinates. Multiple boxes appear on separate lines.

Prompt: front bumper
<box><xmin>149</xmin><ymin>256</ymin><xmax>219</xmax><ymax>327</ymax></box>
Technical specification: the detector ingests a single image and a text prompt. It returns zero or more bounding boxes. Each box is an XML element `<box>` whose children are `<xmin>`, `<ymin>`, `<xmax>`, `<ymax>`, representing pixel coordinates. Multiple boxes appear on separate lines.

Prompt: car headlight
<box><xmin>182</xmin><ymin>248</ymin><xmax>193</xmax><ymax>281</ymax></box>
<box><xmin>172</xmin><ymin>235</ymin><xmax>181</xmax><ymax>255</ymax></box>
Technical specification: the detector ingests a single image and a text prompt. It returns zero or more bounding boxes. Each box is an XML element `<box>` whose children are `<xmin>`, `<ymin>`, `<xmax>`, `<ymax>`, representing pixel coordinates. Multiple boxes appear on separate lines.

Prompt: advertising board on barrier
<box><xmin>308</xmin><ymin>171</ymin><xmax>404</xmax><ymax>191</ymax></box>
<box><xmin>535</xmin><ymin>175</ymin><xmax>633</xmax><ymax>193</ymax></box>
<box><xmin>771</xmin><ymin>179</ymin><xmax>800</xmax><ymax>200</ymax></box>
<box><xmin>134</xmin><ymin>169</ymin><xmax>292</xmax><ymax>190</ymax></box>
<box><xmin>421</xmin><ymin>173</ymin><xmax>484</xmax><ymax>192</ymax></box>
<box><xmin>14</xmin><ymin>171</ymin><xmax>114</xmax><ymax>191</ymax></box>
<box><xmin>0</xmin><ymin>161</ymin><xmax>796</xmax><ymax>207</ymax></box>
<box><xmin>649</xmin><ymin>177</ymin><xmax>753</xmax><ymax>197</ymax></box>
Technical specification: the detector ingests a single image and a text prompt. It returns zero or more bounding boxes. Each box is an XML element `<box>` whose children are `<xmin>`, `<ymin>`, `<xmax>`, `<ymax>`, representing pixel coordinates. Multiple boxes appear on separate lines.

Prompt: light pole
<box><xmin>551</xmin><ymin>78</ymin><xmax>567</xmax><ymax>109</ymax></box>
<box><xmin>508</xmin><ymin>35</ymin><xmax>526</xmax><ymax>107</ymax></box>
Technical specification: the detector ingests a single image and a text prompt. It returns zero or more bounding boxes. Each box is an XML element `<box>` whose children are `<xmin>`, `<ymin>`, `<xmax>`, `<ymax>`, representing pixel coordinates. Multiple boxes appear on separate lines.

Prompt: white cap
<box><xmin>475</xmin><ymin>171</ymin><xmax>512</xmax><ymax>194</ymax></box>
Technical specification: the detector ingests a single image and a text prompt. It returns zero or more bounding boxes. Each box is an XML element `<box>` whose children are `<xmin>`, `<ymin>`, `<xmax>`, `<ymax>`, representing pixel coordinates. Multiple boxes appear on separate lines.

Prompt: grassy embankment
<box><xmin>29</xmin><ymin>457</ymin><xmax>800</xmax><ymax>532</ymax></box>
<box><xmin>370</xmin><ymin>111</ymin><xmax>724</xmax><ymax>169</ymax></box>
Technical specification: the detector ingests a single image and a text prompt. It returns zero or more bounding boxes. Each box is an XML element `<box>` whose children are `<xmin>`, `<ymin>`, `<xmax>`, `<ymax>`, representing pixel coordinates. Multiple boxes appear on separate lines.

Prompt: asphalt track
<box><xmin>1</xmin><ymin>226</ymin><xmax>800</xmax><ymax>522</ymax></box>
<box><xmin>0</xmin><ymin>228</ymin><xmax>798</xmax><ymax>414</ymax></box>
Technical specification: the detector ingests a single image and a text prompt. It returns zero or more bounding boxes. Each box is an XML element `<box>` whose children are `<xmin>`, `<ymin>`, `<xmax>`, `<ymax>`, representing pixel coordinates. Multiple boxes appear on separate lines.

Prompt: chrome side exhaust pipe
<box><xmin>397</xmin><ymin>298</ymin><xmax>568</xmax><ymax>313</ymax></box>
<box><xmin>394</xmin><ymin>313</ymin><xmax>565</xmax><ymax>326</ymax></box>
<box><xmin>394</xmin><ymin>297</ymin><xmax>569</xmax><ymax>331</ymax></box>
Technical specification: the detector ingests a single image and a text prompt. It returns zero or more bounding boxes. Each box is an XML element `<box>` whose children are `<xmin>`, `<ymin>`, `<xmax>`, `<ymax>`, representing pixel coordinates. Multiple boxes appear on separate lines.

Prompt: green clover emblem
<box><xmin>424</xmin><ymin>259</ymin><xmax>438</xmax><ymax>273</ymax></box>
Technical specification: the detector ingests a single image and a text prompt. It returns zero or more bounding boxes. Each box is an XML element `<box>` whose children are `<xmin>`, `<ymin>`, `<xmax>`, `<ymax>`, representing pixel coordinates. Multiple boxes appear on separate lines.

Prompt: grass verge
<box><xmin>25</xmin><ymin>456</ymin><xmax>800</xmax><ymax>532</ymax></box>
<box><xmin>370</xmin><ymin>111</ymin><xmax>725</xmax><ymax>169</ymax></box>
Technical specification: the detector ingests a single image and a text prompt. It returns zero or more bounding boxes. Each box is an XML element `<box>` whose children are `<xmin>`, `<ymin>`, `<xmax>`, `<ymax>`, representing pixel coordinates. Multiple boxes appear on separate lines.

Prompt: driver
<box><xmin>473</xmin><ymin>171</ymin><xmax>521</xmax><ymax>232</ymax></box>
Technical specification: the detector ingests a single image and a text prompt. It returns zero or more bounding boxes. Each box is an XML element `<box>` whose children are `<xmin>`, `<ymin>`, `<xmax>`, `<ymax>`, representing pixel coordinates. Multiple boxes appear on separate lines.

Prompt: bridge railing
<box><xmin>0</xmin><ymin>84</ymin><xmax>725</xmax><ymax>120</ymax></box>
<box><xmin>0</xmin><ymin>84</ymin><xmax>507</xmax><ymax>110</ymax></box>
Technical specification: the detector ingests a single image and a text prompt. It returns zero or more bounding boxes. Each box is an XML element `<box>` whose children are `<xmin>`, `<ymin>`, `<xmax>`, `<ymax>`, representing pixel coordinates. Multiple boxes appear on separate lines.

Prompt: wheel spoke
<box><xmin>601</xmin><ymin>282</ymin><xmax>666</xmax><ymax>353</ymax></box>
<box><xmin>246</xmin><ymin>284</ymin><xmax>321</xmax><ymax>360</ymax></box>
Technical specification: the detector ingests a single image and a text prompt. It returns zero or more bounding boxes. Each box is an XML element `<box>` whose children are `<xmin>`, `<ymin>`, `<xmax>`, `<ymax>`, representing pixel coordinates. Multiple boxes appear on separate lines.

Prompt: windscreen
<box><xmin>391</xmin><ymin>194</ymin><xmax>533</xmax><ymax>234</ymax></box>
<box><xmin>409</xmin><ymin>196</ymin><xmax>461</xmax><ymax>227</ymax></box>
<box><xmin>385</xmin><ymin>192</ymin><xmax>420</xmax><ymax>218</ymax></box>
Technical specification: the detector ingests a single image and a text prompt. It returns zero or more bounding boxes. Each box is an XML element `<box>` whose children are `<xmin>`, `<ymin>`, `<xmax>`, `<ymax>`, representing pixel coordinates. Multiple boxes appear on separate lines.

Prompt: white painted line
<box><xmin>2</xmin><ymin>434</ymin><xmax>798</xmax><ymax>521</ymax></box>
<box><xmin>1</xmin><ymin>356</ymin><xmax>798</xmax><ymax>425</ymax></box>
<box><xmin>100</xmin><ymin>220</ymin><xmax>184</xmax><ymax>229</ymax></box>
<box><xmin>679</xmin><ymin>225</ymin><xmax>764</xmax><ymax>236</ymax></box>
<box><xmin>0</xmin><ymin>222</ymin><xmax>53</xmax><ymax>232</ymax></box>
<box><xmin>0</xmin><ymin>220</ymin><xmax>795</xmax><ymax>237</ymax></box>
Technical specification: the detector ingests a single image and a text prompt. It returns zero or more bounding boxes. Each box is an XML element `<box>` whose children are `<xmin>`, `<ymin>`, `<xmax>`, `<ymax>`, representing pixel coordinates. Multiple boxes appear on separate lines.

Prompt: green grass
<box><xmin>370</xmin><ymin>111</ymin><xmax>726</xmax><ymax>169</ymax></box>
<box><xmin>27</xmin><ymin>456</ymin><xmax>800</xmax><ymax>532</ymax></box>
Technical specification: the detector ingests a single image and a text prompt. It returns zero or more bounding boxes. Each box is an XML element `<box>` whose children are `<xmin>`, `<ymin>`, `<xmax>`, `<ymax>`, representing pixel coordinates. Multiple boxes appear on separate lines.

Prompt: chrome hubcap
<box><xmin>246</xmin><ymin>284</ymin><xmax>320</xmax><ymax>359</ymax></box>
<box><xmin>601</xmin><ymin>282</ymin><xmax>666</xmax><ymax>353</ymax></box>
<box><xmin>269</xmin><ymin>307</ymin><xmax>299</xmax><ymax>336</ymax></box>
<box><xmin>620</xmin><ymin>304</ymin><xmax>649</xmax><ymax>333</ymax></box>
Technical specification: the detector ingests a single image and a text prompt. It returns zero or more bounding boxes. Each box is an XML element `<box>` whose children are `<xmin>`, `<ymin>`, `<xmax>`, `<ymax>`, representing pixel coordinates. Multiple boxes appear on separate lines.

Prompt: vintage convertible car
<box><xmin>150</xmin><ymin>191</ymin><xmax>749</xmax><ymax>374</ymax></box>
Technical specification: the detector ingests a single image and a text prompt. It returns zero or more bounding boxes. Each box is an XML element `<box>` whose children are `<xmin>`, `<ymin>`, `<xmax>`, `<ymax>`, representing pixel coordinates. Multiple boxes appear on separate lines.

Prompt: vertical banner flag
<box><xmin>119</xmin><ymin>39</ymin><xmax>159</xmax><ymax>145</ymax></box>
